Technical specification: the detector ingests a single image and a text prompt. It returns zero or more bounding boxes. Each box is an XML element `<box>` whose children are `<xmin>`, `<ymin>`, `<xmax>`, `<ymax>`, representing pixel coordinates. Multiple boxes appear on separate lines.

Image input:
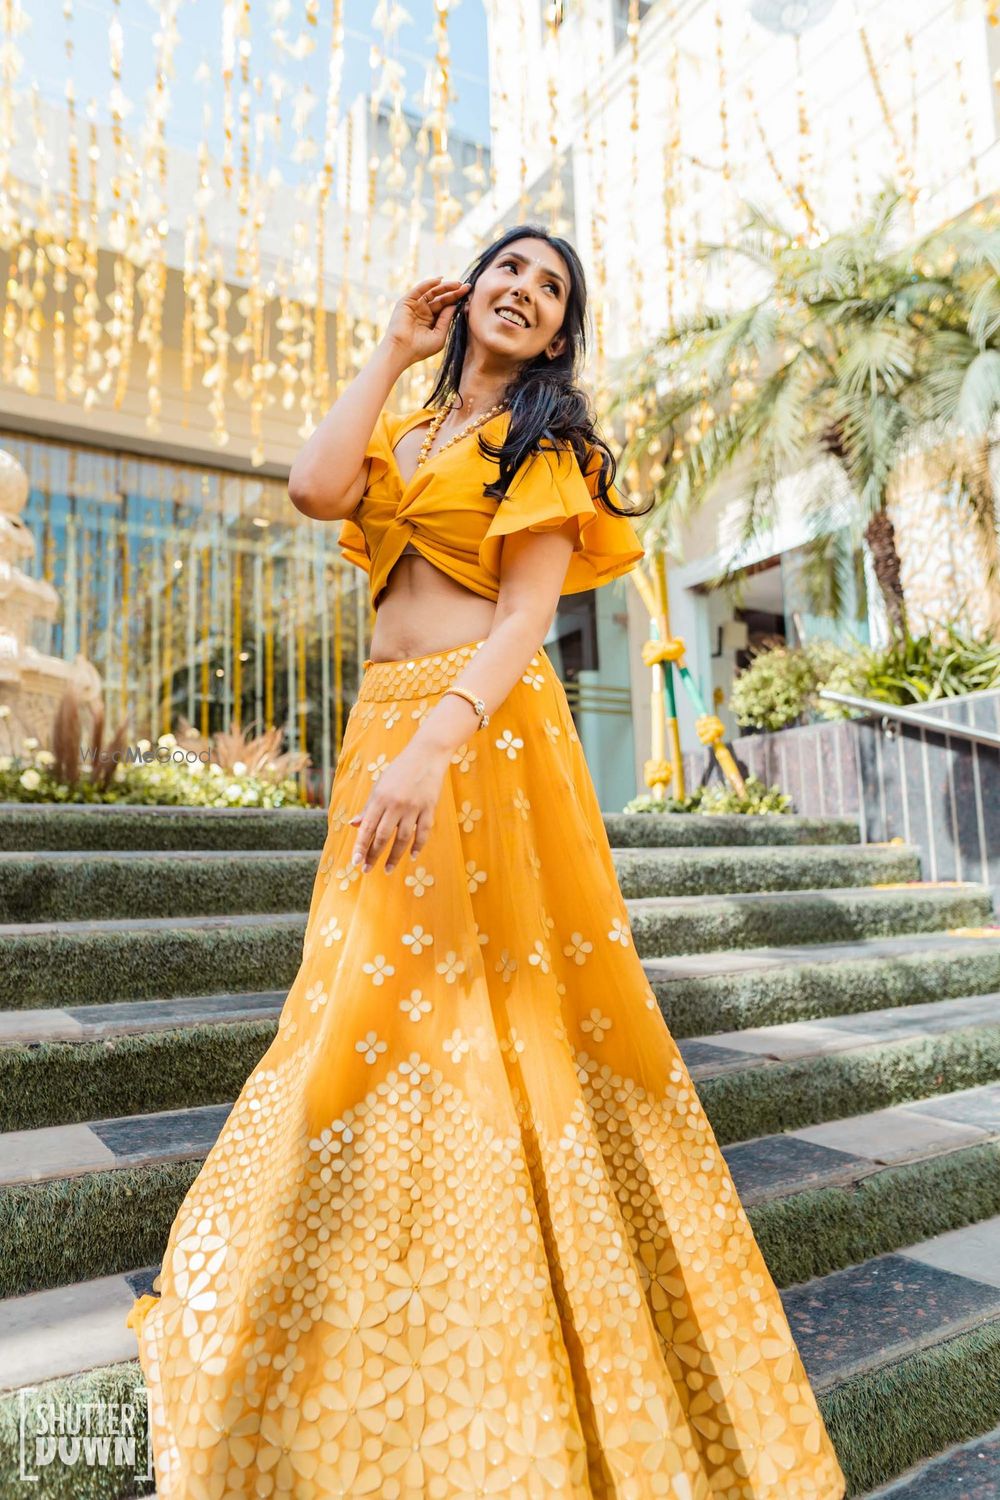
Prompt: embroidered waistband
<box><xmin>358</xmin><ymin>638</ymin><xmax>544</xmax><ymax>701</ymax></box>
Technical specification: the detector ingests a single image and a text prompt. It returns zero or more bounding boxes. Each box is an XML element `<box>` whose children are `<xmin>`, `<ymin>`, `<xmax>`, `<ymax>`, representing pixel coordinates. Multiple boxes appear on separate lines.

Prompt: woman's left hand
<box><xmin>349</xmin><ymin>743</ymin><xmax>451</xmax><ymax>874</ymax></box>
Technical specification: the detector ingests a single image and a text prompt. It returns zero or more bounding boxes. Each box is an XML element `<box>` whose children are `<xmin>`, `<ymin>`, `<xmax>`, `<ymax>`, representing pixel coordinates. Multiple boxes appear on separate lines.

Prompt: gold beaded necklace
<box><xmin>415</xmin><ymin>399</ymin><xmax>507</xmax><ymax>469</ymax></box>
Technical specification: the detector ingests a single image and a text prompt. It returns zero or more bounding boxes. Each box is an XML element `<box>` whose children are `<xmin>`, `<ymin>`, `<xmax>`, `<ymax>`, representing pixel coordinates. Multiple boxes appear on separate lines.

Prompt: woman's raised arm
<box><xmin>287</xmin><ymin>275</ymin><xmax>469</xmax><ymax>521</ymax></box>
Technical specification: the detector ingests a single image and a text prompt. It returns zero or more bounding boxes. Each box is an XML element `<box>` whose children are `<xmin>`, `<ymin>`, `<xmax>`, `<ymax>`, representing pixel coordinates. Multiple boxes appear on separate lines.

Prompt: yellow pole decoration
<box><xmin>651</xmin><ymin>551</ymin><xmax>685</xmax><ymax>800</ymax></box>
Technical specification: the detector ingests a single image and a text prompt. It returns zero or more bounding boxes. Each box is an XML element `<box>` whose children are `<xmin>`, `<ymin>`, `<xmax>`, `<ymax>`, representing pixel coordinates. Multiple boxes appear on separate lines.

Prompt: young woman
<box><xmin>127</xmin><ymin>226</ymin><xmax>846</xmax><ymax>1499</ymax></box>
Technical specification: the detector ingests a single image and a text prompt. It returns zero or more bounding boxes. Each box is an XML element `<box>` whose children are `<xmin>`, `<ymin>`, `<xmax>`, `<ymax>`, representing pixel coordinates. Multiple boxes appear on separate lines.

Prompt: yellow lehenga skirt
<box><xmin>126</xmin><ymin>636</ymin><xmax>846</xmax><ymax>1500</ymax></box>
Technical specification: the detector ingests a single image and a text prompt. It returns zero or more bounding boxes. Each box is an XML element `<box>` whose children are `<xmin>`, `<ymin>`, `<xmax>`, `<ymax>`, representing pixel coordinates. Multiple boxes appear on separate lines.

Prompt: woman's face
<box><xmin>464</xmin><ymin>236</ymin><xmax>570</xmax><ymax>366</ymax></box>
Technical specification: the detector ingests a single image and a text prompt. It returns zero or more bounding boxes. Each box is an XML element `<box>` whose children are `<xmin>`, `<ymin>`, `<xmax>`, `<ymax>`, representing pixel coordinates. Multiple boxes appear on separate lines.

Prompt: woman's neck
<box><xmin>446</xmin><ymin>353</ymin><xmax>514</xmax><ymax>419</ymax></box>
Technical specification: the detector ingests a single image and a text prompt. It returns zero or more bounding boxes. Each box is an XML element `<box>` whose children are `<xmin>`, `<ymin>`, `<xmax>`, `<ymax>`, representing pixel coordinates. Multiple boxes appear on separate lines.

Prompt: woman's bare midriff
<box><xmin>366</xmin><ymin>552</ymin><xmax>497</xmax><ymax>663</ymax></box>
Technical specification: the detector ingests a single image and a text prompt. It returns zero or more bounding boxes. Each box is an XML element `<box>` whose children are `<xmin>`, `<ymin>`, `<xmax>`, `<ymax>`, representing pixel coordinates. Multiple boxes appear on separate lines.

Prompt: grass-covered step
<box><xmin>0</xmin><ymin>913</ymin><xmax>306</xmax><ymax>1010</ymax></box>
<box><xmin>861</xmin><ymin>1421</ymin><xmax>1000</xmax><ymax>1496</ymax></box>
<box><xmin>0</xmin><ymin>841</ymin><xmax>923</xmax><ymax>927</ymax></box>
<box><xmin>603</xmin><ymin>811</ymin><xmax>861</xmax><ymax>847</ymax></box>
<box><xmin>0</xmin><ymin>850</ymin><xmax>324</xmax><ymax>924</ymax></box>
<box><xmin>0</xmin><ymin>800</ymin><xmax>330</xmax><ymax>853</ymax></box>
<box><xmin>5</xmin><ymin>1083</ymin><xmax>1000</xmax><ymax>1301</ymax></box>
<box><xmin>4</xmin><ymin>1222</ymin><xmax>1000</xmax><ymax>1498</ymax></box>
<box><xmin>629</xmin><ymin>883</ymin><xmax>995</xmax><ymax>958</ymax></box>
<box><xmin>0</xmin><ymin>989</ymin><xmax>285</xmax><ymax>1046</ymax></box>
<box><xmin>691</xmin><ymin>1002</ymin><xmax>1000</xmax><ymax>1144</ymax></box>
<box><xmin>646</xmin><ymin>931</ymin><xmax>1000</xmax><ymax>1036</ymax></box>
<box><xmin>0</xmin><ymin>799</ymin><xmax>860</xmax><ymax>853</ymax></box>
<box><xmin>791</xmin><ymin>1219</ymin><xmax>1000</xmax><ymax>1495</ymax></box>
<box><xmin>613</xmin><ymin>842</ymin><xmax>919</xmax><ymax>899</ymax></box>
<box><xmin>0</xmin><ymin>1016</ymin><xmax>277</xmax><ymax>1132</ymax></box>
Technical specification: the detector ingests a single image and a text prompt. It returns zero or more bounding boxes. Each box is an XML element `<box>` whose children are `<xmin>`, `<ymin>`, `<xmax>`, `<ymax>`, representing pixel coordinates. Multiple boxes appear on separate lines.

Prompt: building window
<box><xmin>612</xmin><ymin>0</ymin><xmax>651</xmax><ymax>50</ymax></box>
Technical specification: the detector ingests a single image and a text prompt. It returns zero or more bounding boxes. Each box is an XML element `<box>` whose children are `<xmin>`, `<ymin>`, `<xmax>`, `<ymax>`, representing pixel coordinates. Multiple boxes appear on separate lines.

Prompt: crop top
<box><xmin>337</xmin><ymin>405</ymin><xmax>646</xmax><ymax>609</ymax></box>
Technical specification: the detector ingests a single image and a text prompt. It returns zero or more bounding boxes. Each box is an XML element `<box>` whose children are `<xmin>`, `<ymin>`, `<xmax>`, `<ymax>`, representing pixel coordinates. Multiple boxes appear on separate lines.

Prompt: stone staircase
<box><xmin>1</xmin><ymin>802</ymin><xmax>999</xmax><ymax>1499</ymax></box>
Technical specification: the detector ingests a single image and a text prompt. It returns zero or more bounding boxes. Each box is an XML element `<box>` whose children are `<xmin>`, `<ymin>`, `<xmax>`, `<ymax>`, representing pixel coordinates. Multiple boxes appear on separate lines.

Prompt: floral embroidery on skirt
<box><xmin>127</xmin><ymin>636</ymin><xmax>846</xmax><ymax>1500</ymax></box>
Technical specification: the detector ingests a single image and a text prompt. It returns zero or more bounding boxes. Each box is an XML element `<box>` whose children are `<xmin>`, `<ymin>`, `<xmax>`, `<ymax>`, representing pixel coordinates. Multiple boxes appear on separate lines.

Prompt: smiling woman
<box><xmin>126</xmin><ymin>224</ymin><xmax>847</xmax><ymax>1500</ymax></box>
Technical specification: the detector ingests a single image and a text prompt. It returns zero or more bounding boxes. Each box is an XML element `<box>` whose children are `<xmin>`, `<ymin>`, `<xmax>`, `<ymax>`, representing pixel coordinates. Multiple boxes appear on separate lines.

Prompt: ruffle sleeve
<box><xmin>478</xmin><ymin>441</ymin><xmax>646</xmax><ymax>594</ymax></box>
<box><xmin>336</xmin><ymin>409</ymin><xmax>397</xmax><ymax>575</ymax></box>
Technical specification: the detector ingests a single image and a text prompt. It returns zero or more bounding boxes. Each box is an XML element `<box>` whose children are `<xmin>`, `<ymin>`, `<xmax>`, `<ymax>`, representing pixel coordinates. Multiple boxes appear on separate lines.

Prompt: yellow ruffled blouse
<box><xmin>337</xmin><ymin>406</ymin><xmax>646</xmax><ymax>608</ymax></box>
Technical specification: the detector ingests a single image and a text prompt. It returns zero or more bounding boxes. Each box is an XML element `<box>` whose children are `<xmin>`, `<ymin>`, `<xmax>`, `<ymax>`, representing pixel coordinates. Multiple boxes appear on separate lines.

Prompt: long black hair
<box><xmin>425</xmin><ymin>223</ymin><xmax>652</xmax><ymax>520</ymax></box>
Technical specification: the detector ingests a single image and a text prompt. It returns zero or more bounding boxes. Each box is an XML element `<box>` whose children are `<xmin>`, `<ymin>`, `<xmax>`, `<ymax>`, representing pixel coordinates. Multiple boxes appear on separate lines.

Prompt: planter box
<box><xmin>682</xmin><ymin>690</ymin><xmax>1000</xmax><ymax>898</ymax></box>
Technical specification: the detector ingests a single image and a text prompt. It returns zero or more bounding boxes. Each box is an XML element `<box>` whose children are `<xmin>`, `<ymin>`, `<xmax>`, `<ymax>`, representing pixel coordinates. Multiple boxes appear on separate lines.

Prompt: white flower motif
<box><xmin>443</xmin><ymin>1028</ymin><xmax>470</xmax><ymax>1061</ymax></box>
<box><xmin>457</xmin><ymin>799</ymin><xmax>482</xmax><ymax>833</ymax></box>
<box><xmin>355</xmin><ymin>1030</ymin><xmax>387</xmax><ymax>1064</ymax></box>
<box><xmin>333</xmin><ymin>863</ymin><xmax>361</xmax><ymax>892</ymax></box>
<box><xmin>465</xmin><ymin>860</ymin><xmax>487</xmax><ymax>895</ymax></box>
<box><xmin>512</xmin><ymin>788</ymin><xmax>531</xmax><ymax>820</ymax></box>
<box><xmin>367</xmin><ymin>752</ymin><xmax>388</xmax><ymax>783</ymax></box>
<box><xmin>410</xmin><ymin>701</ymin><xmax>431</xmax><ymax>723</ymax></box>
<box><xmin>399</xmin><ymin>989</ymin><xmax>432</xmax><ymax>1021</ymax></box>
<box><xmin>500</xmin><ymin>1027</ymin><xmax>526</xmax><ymax>1057</ymax></box>
<box><xmin>305</xmin><ymin>981</ymin><xmax>328</xmax><ymax>1013</ymax></box>
<box><xmin>564</xmin><ymin>931</ymin><xmax>593</xmax><ymax>965</ymax></box>
<box><xmin>580</xmin><ymin>1008</ymin><xmax>612</xmax><ymax>1042</ymax></box>
<box><xmin>451</xmin><ymin>742</ymin><xmax>477</xmax><ymax>772</ymax></box>
<box><xmin>495</xmin><ymin>949</ymin><xmax>518</xmax><ymax>983</ymax></box>
<box><xmin>436</xmin><ymin>950</ymin><xmax>467</xmax><ymax>984</ymax></box>
<box><xmin>382</xmin><ymin>702</ymin><xmax>401</xmax><ymax>729</ymax></box>
<box><xmin>539</xmin><ymin>907</ymin><xmax>555</xmax><ymax>935</ymax></box>
<box><xmin>609</xmin><ymin>915</ymin><xmax>632</xmax><ymax>947</ymax></box>
<box><xmin>527</xmin><ymin>939</ymin><xmax>551</xmax><ymax>973</ymax></box>
<box><xmin>404</xmin><ymin>864</ymin><xmax>435</xmax><ymax>896</ymax></box>
<box><xmin>319</xmin><ymin>916</ymin><xmax>343</xmax><ymax>946</ymax></box>
<box><xmin>527</xmin><ymin>846</ymin><xmax>542</xmax><ymax>878</ymax></box>
<box><xmin>543</xmin><ymin>717</ymin><xmax>561</xmax><ymax>744</ymax></box>
<box><xmin>358</xmin><ymin>702</ymin><xmax>377</xmax><ymax>728</ymax></box>
<box><xmin>521</xmin><ymin>666</ymin><xmax>545</xmax><ymax>691</ymax></box>
<box><xmin>494</xmin><ymin>728</ymin><xmax>524</xmax><ymax>760</ymax></box>
<box><xmin>362</xmin><ymin>953</ymin><xmax>395</xmax><ymax>985</ymax></box>
<box><xmin>345</xmin><ymin>751</ymin><xmax>362</xmax><ymax>778</ymax></box>
<box><xmin>402</xmin><ymin>924</ymin><xmax>433</xmax><ymax>955</ymax></box>
<box><xmin>328</xmin><ymin>805</ymin><xmax>350</xmax><ymax>833</ymax></box>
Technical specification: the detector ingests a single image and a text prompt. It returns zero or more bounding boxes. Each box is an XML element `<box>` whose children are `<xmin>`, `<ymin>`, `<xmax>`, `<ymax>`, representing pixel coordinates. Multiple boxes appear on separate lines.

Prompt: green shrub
<box><xmin>729</xmin><ymin>640</ymin><xmax>855</xmax><ymax>730</ymax></box>
<box><xmin>624</xmin><ymin>775</ymin><xmax>791</xmax><ymax>816</ymax></box>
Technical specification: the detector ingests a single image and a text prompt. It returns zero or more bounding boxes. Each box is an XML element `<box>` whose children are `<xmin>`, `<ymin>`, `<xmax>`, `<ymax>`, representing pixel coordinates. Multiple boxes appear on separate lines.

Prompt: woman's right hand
<box><xmin>381</xmin><ymin>276</ymin><xmax>470</xmax><ymax>367</ymax></box>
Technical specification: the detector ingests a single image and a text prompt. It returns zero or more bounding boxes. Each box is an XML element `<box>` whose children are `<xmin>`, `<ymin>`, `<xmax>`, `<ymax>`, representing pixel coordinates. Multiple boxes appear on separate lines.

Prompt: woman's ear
<box><xmin>545</xmin><ymin>333</ymin><xmax>566</xmax><ymax>360</ymax></box>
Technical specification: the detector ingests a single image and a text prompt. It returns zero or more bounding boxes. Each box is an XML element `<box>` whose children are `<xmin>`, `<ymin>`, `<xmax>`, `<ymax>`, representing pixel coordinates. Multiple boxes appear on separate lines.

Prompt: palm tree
<box><xmin>613</xmin><ymin>186</ymin><xmax>1000</xmax><ymax>638</ymax></box>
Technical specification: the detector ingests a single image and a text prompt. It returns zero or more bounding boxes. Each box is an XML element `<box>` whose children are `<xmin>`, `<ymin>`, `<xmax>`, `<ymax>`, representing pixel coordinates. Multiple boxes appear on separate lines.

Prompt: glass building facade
<box><xmin>3</xmin><ymin>427</ymin><xmax>637</xmax><ymax>810</ymax></box>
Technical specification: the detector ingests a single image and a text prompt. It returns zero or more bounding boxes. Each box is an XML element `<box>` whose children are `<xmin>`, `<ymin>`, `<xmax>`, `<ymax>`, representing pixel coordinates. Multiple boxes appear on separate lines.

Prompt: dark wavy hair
<box><xmin>425</xmin><ymin>223</ymin><xmax>652</xmax><ymax>520</ymax></box>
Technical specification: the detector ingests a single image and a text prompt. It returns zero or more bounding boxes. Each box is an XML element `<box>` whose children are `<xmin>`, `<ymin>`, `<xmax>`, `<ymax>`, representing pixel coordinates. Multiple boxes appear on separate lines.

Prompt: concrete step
<box><xmin>4</xmin><ymin>885</ymin><xmax>990</xmax><ymax>1013</ymax></box>
<box><xmin>629</xmin><ymin>883</ymin><xmax>995</xmax><ymax>958</ymax></box>
<box><xmin>646</xmin><ymin>930</ymin><xmax>1000</xmax><ymax>1035</ymax></box>
<box><xmin>4</xmin><ymin>1217</ymin><xmax>1000</xmax><ymax>1495</ymax></box>
<box><xmin>0</xmin><ymin>841</ymin><xmax>914</xmax><ymax>925</ymax></box>
<box><xmin>612</xmin><ymin>842</ymin><xmax>920</xmax><ymax>899</ymax></box>
<box><xmin>860</xmin><ymin>1423</ymin><xmax>1000</xmax><ymax>1496</ymax></box>
<box><xmin>4</xmin><ymin>932</ymin><xmax>999</xmax><ymax>1048</ymax></box>
<box><xmin>0</xmin><ymin>800</ymin><xmax>861</xmax><ymax>852</ymax></box>
<box><xmin>3</xmin><ymin>1054</ymin><xmax>998</xmax><ymax>1299</ymax></box>
<box><xmin>0</xmin><ymin>912</ymin><xmax>306</xmax><ymax>1010</ymax></box>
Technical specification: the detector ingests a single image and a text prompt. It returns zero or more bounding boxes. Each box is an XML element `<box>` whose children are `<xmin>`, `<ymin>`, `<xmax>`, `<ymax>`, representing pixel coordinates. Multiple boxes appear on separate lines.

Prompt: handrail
<box><xmin>817</xmin><ymin>688</ymin><xmax>1000</xmax><ymax>750</ymax></box>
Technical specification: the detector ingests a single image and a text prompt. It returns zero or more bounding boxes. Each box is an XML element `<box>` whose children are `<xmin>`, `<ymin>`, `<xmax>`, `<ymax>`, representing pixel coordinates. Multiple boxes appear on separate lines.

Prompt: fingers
<box><xmin>410</xmin><ymin>809</ymin><xmax>434</xmax><ymax>860</ymax></box>
<box><xmin>384</xmin><ymin>818</ymin><xmax>418</xmax><ymax>874</ymax></box>
<box><xmin>349</xmin><ymin>805</ymin><xmax>433</xmax><ymax>874</ymax></box>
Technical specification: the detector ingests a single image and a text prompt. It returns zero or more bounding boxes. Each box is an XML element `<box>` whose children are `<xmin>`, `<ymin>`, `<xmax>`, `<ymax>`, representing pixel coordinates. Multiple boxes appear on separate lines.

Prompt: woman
<box><xmin>126</xmin><ymin>226</ymin><xmax>846</xmax><ymax>1499</ymax></box>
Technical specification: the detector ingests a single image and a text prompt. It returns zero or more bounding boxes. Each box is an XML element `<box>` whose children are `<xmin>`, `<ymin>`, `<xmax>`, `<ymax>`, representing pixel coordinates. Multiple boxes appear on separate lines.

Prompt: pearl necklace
<box><xmin>416</xmin><ymin>399</ymin><xmax>507</xmax><ymax>469</ymax></box>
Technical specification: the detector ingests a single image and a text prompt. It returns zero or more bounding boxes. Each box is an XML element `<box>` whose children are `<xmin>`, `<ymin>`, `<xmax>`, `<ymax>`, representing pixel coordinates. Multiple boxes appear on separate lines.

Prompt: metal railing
<box><xmin>817</xmin><ymin>689</ymin><xmax>1000</xmax><ymax>751</ymax></box>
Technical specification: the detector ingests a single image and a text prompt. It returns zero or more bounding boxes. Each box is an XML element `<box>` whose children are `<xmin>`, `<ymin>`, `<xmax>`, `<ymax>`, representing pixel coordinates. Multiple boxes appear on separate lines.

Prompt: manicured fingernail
<box><xmin>363</xmin><ymin>862</ymin><xmax>371</xmax><ymax>873</ymax></box>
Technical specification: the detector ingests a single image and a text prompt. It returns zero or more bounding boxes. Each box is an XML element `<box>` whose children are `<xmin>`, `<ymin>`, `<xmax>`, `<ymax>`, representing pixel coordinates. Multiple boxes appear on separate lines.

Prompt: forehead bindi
<box><xmin>496</xmin><ymin>244</ymin><xmax>569</xmax><ymax>293</ymax></box>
